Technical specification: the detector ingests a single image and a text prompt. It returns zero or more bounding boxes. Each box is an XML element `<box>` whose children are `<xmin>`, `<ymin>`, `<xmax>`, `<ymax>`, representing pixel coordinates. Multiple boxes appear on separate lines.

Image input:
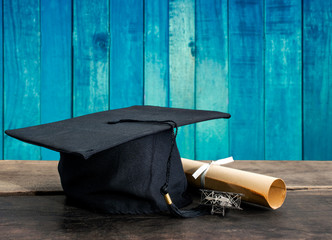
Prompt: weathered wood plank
<box><xmin>1</xmin><ymin>191</ymin><xmax>332</xmax><ymax>239</ymax></box>
<box><xmin>2</xmin><ymin>160</ymin><xmax>332</xmax><ymax>195</ymax></box>
<box><xmin>0</xmin><ymin>160</ymin><xmax>61</xmax><ymax>194</ymax></box>
<box><xmin>229</xmin><ymin>0</ymin><xmax>264</xmax><ymax>160</ymax></box>
<box><xmin>195</xmin><ymin>0</ymin><xmax>229</xmax><ymax>160</ymax></box>
<box><xmin>110</xmin><ymin>0</ymin><xmax>143</xmax><ymax>109</ymax></box>
<box><xmin>73</xmin><ymin>0</ymin><xmax>109</xmax><ymax>117</ymax></box>
<box><xmin>3</xmin><ymin>0</ymin><xmax>41</xmax><ymax>160</ymax></box>
<box><xmin>169</xmin><ymin>0</ymin><xmax>195</xmax><ymax>159</ymax></box>
<box><xmin>303</xmin><ymin>0</ymin><xmax>332</xmax><ymax>160</ymax></box>
<box><xmin>265</xmin><ymin>0</ymin><xmax>302</xmax><ymax>160</ymax></box>
<box><xmin>0</xmin><ymin>0</ymin><xmax>3</xmax><ymax>160</ymax></box>
<box><xmin>144</xmin><ymin>0</ymin><xmax>169</xmax><ymax>107</ymax></box>
<box><xmin>41</xmin><ymin>0</ymin><xmax>72</xmax><ymax>160</ymax></box>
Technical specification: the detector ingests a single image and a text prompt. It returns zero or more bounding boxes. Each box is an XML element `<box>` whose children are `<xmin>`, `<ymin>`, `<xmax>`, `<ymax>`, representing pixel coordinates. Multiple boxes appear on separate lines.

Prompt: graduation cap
<box><xmin>5</xmin><ymin>105</ymin><xmax>230</xmax><ymax>217</ymax></box>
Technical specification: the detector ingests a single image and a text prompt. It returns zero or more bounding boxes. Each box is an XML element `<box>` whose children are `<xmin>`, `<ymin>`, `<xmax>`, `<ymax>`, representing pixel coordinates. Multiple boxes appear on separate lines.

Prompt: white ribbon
<box><xmin>192</xmin><ymin>156</ymin><xmax>234</xmax><ymax>188</ymax></box>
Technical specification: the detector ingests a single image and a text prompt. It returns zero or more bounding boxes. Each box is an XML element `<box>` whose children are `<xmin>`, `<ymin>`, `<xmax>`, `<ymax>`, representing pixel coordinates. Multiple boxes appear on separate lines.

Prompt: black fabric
<box><xmin>58</xmin><ymin>129</ymin><xmax>191</xmax><ymax>214</ymax></box>
<box><xmin>5</xmin><ymin>105</ymin><xmax>230</xmax><ymax>159</ymax></box>
<box><xmin>5</xmin><ymin>105</ymin><xmax>231</xmax><ymax>215</ymax></box>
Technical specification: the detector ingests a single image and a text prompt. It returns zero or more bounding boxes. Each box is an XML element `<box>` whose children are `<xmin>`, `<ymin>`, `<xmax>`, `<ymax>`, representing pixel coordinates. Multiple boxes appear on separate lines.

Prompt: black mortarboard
<box><xmin>5</xmin><ymin>106</ymin><xmax>230</xmax><ymax>216</ymax></box>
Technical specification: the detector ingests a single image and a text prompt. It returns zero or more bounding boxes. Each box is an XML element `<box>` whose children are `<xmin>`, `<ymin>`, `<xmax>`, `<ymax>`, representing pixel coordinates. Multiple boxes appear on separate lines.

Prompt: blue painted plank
<box><xmin>110</xmin><ymin>0</ymin><xmax>143</xmax><ymax>109</ymax></box>
<box><xmin>3</xmin><ymin>0</ymin><xmax>41</xmax><ymax>160</ymax></box>
<box><xmin>73</xmin><ymin>0</ymin><xmax>109</xmax><ymax>117</ymax></box>
<box><xmin>144</xmin><ymin>0</ymin><xmax>169</xmax><ymax>107</ymax></box>
<box><xmin>265</xmin><ymin>0</ymin><xmax>302</xmax><ymax>160</ymax></box>
<box><xmin>0</xmin><ymin>0</ymin><xmax>3</xmax><ymax>160</ymax></box>
<box><xmin>41</xmin><ymin>0</ymin><xmax>72</xmax><ymax>160</ymax></box>
<box><xmin>169</xmin><ymin>0</ymin><xmax>195</xmax><ymax>159</ymax></box>
<box><xmin>229</xmin><ymin>0</ymin><xmax>264</xmax><ymax>160</ymax></box>
<box><xmin>195</xmin><ymin>0</ymin><xmax>229</xmax><ymax>160</ymax></box>
<box><xmin>303</xmin><ymin>0</ymin><xmax>332</xmax><ymax>160</ymax></box>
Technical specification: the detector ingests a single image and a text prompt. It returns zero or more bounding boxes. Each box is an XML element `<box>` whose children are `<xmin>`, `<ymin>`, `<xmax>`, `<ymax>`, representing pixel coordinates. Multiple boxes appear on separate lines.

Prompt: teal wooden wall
<box><xmin>1</xmin><ymin>0</ymin><xmax>331</xmax><ymax>160</ymax></box>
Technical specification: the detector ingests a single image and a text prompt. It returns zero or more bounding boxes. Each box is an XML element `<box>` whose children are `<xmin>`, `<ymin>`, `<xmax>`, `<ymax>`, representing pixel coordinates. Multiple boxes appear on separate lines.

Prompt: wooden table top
<box><xmin>1</xmin><ymin>160</ymin><xmax>331</xmax><ymax>239</ymax></box>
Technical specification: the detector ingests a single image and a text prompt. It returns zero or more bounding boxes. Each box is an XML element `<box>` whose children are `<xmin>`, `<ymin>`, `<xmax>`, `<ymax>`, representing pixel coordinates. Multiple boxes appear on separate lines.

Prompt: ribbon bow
<box><xmin>192</xmin><ymin>156</ymin><xmax>234</xmax><ymax>188</ymax></box>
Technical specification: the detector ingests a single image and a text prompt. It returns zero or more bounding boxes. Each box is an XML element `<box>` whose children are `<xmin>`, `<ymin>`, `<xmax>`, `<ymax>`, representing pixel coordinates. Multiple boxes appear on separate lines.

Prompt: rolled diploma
<box><xmin>181</xmin><ymin>158</ymin><xmax>287</xmax><ymax>209</ymax></box>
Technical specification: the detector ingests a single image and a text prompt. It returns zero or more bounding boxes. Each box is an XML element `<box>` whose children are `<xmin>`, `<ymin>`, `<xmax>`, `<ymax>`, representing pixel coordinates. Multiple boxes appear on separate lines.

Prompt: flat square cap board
<box><xmin>6</xmin><ymin>105</ymin><xmax>230</xmax><ymax>159</ymax></box>
<box><xmin>5</xmin><ymin>105</ymin><xmax>231</xmax><ymax>215</ymax></box>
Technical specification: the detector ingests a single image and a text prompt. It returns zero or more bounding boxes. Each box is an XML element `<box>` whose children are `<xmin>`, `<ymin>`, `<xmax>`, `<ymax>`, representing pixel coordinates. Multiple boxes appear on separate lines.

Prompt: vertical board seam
<box><xmin>301</xmin><ymin>0</ymin><xmax>304</xmax><ymax>160</ymax></box>
<box><xmin>108</xmin><ymin>0</ymin><xmax>110</xmax><ymax>109</ymax></box>
<box><xmin>142</xmin><ymin>0</ymin><xmax>145</xmax><ymax>106</ymax></box>
<box><xmin>1</xmin><ymin>0</ymin><xmax>4</xmax><ymax>159</ymax></box>
<box><xmin>263</xmin><ymin>0</ymin><xmax>266</xmax><ymax>160</ymax></box>
<box><xmin>194</xmin><ymin>0</ymin><xmax>196</xmax><ymax>160</ymax></box>
<box><xmin>227</xmin><ymin>0</ymin><xmax>230</xmax><ymax>157</ymax></box>
<box><xmin>71</xmin><ymin>0</ymin><xmax>74</xmax><ymax>117</ymax></box>
<box><xmin>39</xmin><ymin>0</ymin><xmax>42</xmax><ymax>160</ymax></box>
<box><xmin>167</xmin><ymin>0</ymin><xmax>170</xmax><ymax>108</ymax></box>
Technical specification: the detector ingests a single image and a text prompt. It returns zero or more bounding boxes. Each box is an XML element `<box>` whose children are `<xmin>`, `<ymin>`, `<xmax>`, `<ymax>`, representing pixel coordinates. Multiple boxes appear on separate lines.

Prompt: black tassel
<box><xmin>160</xmin><ymin>187</ymin><xmax>209</xmax><ymax>218</ymax></box>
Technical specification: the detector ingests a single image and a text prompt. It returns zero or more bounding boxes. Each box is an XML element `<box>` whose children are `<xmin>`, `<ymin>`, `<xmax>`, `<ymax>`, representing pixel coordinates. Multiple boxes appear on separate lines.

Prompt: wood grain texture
<box><xmin>303</xmin><ymin>0</ymin><xmax>332</xmax><ymax>160</ymax></box>
<box><xmin>229</xmin><ymin>0</ymin><xmax>264</xmax><ymax>160</ymax></box>
<box><xmin>2</xmin><ymin>160</ymin><xmax>332</xmax><ymax>194</ymax></box>
<box><xmin>0</xmin><ymin>0</ymin><xmax>3</xmax><ymax>160</ymax></box>
<box><xmin>169</xmin><ymin>0</ymin><xmax>195</xmax><ymax>159</ymax></box>
<box><xmin>195</xmin><ymin>0</ymin><xmax>229</xmax><ymax>160</ymax></box>
<box><xmin>3</xmin><ymin>0</ymin><xmax>41</xmax><ymax>160</ymax></box>
<box><xmin>0</xmin><ymin>160</ymin><xmax>61</xmax><ymax>194</ymax></box>
<box><xmin>41</xmin><ymin>0</ymin><xmax>72</xmax><ymax>160</ymax></box>
<box><xmin>73</xmin><ymin>0</ymin><xmax>109</xmax><ymax>117</ymax></box>
<box><xmin>265</xmin><ymin>0</ymin><xmax>302</xmax><ymax>160</ymax></box>
<box><xmin>110</xmin><ymin>0</ymin><xmax>143</xmax><ymax>109</ymax></box>
<box><xmin>2</xmin><ymin>160</ymin><xmax>332</xmax><ymax>239</ymax></box>
<box><xmin>1</xmin><ymin>1</ymin><xmax>332</xmax><ymax>161</ymax></box>
<box><xmin>144</xmin><ymin>0</ymin><xmax>169</xmax><ymax>107</ymax></box>
<box><xmin>2</xmin><ymin>191</ymin><xmax>332</xmax><ymax>239</ymax></box>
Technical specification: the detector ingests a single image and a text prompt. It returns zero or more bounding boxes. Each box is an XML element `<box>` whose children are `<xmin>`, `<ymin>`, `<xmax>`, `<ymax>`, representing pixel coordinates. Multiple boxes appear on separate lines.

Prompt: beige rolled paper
<box><xmin>181</xmin><ymin>158</ymin><xmax>287</xmax><ymax>209</ymax></box>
